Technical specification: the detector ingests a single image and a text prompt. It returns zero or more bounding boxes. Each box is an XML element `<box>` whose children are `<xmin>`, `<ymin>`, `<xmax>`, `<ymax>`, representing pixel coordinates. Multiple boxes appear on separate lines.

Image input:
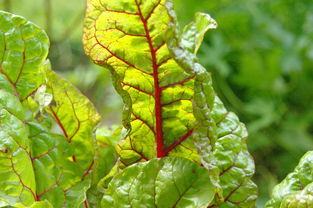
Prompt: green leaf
<box><xmin>166</xmin><ymin>2</ymin><xmax>258</xmax><ymax>206</ymax></box>
<box><xmin>266</xmin><ymin>151</ymin><xmax>313</xmax><ymax>208</ymax></box>
<box><xmin>83</xmin><ymin>0</ymin><xmax>257</xmax><ymax>206</ymax></box>
<box><xmin>0</xmin><ymin>89</ymin><xmax>36</xmax><ymax>207</ymax></box>
<box><xmin>0</xmin><ymin>10</ymin><xmax>49</xmax><ymax>101</ymax></box>
<box><xmin>181</xmin><ymin>12</ymin><xmax>217</xmax><ymax>55</ymax></box>
<box><xmin>28</xmin><ymin>122</ymin><xmax>90</xmax><ymax>208</ymax></box>
<box><xmin>86</xmin><ymin>126</ymin><xmax>122</xmax><ymax>208</ymax></box>
<box><xmin>45</xmin><ymin>66</ymin><xmax>101</xmax><ymax>171</ymax></box>
<box><xmin>84</xmin><ymin>0</ymin><xmax>200</xmax><ymax>167</ymax></box>
<box><xmin>101</xmin><ymin>157</ymin><xmax>215</xmax><ymax>208</ymax></box>
<box><xmin>1</xmin><ymin>10</ymin><xmax>101</xmax><ymax>207</ymax></box>
<box><xmin>11</xmin><ymin>201</ymin><xmax>53</xmax><ymax>208</ymax></box>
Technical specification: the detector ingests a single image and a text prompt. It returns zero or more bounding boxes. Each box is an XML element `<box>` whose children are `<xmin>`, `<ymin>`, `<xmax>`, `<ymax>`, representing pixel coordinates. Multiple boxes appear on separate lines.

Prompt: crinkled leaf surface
<box><xmin>0</xmin><ymin>10</ymin><xmax>101</xmax><ymax>208</ymax></box>
<box><xmin>266</xmin><ymin>151</ymin><xmax>313</xmax><ymax>208</ymax></box>
<box><xmin>28</xmin><ymin>122</ymin><xmax>90</xmax><ymax>208</ymax></box>
<box><xmin>0</xmin><ymin>89</ymin><xmax>36</xmax><ymax>207</ymax></box>
<box><xmin>83</xmin><ymin>0</ymin><xmax>257</xmax><ymax>206</ymax></box>
<box><xmin>102</xmin><ymin>157</ymin><xmax>215</xmax><ymax>208</ymax></box>
<box><xmin>0</xmin><ymin>10</ymin><xmax>49</xmax><ymax>101</ymax></box>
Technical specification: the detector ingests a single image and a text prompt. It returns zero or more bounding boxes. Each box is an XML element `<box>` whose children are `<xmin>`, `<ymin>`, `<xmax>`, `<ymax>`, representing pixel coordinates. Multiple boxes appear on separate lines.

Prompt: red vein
<box><xmin>105</xmin><ymin>27</ymin><xmax>146</xmax><ymax>37</ymax></box>
<box><xmin>82</xmin><ymin>160</ymin><xmax>94</xmax><ymax>180</ymax></box>
<box><xmin>132</xmin><ymin>113</ymin><xmax>156</xmax><ymax>134</ymax></box>
<box><xmin>224</xmin><ymin>182</ymin><xmax>244</xmax><ymax>202</ymax></box>
<box><xmin>49</xmin><ymin>106</ymin><xmax>69</xmax><ymax>138</ymax></box>
<box><xmin>145</xmin><ymin>0</ymin><xmax>162</xmax><ymax>21</ymax></box>
<box><xmin>14</xmin><ymin>25</ymin><xmax>26</xmax><ymax>85</ymax></box>
<box><xmin>84</xmin><ymin>200</ymin><xmax>89</xmax><ymax>208</ymax></box>
<box><xmin>0</xmin><ymin>66</ymin><xmax>19</xmax><ymax>97</ymax></box>
<box><xmin>161</xmin><ymin>98</ymin><xmax>192</xmax><ymax>107</ymax></box>
<box><xmin>66</xmin><ymin>91</ymin><xmax>81</xmax><ymax>143</ymax></box>
<box><xmin>101</xmin><ymin>3</ymin><xmax>140</xmax><ymax>16</ymax></box>
<box><xmin>94</xmin><ymin>35</ymin><xmax>152</xmax><ymax>76</ymax></box>
<box><xmin>157</xmin><ymin>57</ymin><xmax>171</xmax><ymax>67</ymax></box>
<box><xmin>135</xmin><ymin>0</ymin><xmax>165</xmax><ymax>158</ymax></box>
<box><xmin>160</xmin><ymin>75</ymin><xmax>195</xmax><ymax>90</ymax></box>
<box><xmin>122</xmin><ymin>82</ymin><xmax>153</xmax><ymax>96</ymax></box>
<box><xmin>37</xmin><ymin>174</ymin><xmax>62</xmax><ymax>200</ymax></box>
<box><xmin>9</xmin><ymin>156</ymin><xmax>37</xmax><ymax>201</ymax></box>
<box><xmin>164</xmin><ymin>129</ymin><xmax>194</xmax><ymax>155</ymax></box>
<box><xmin>31</xmin><ymin>147</ymin><xmax>55</xmax><ymax>161</ymax></box>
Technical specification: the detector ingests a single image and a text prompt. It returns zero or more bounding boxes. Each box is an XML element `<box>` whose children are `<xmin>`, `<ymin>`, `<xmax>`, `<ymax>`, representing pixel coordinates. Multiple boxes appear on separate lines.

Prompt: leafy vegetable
<box><xmin>266</xmin><ymin>151</ymin><xmax>313</xmax><ymax>208</ymax></box>
<box><xmin>83</xmin><ymin>0</ymin><xmax>257</xmax><ymax>206</ymax></box>
<box><xmin>1</xmin><ymin>0</ymin><xmax>312</xmax><ymax>207</ymax></box>
<box><xmin>0</xmin><ymin>10</ymin><xmax>100</xmax><ymax>208</ymax></box>
<box><xmin>102</xmin><ymin>157</ymin><xmax>215</xmax><ymax>208</ymax></box>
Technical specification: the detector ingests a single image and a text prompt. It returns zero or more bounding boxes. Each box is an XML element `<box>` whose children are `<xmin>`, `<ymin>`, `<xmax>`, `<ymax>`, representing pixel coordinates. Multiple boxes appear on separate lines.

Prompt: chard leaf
<box><xmin>266</xmin><ymin>151</ymin><xmax>313</xmax><ymax>208</ymax></box>
<box><xmin>83</xmin><ymin>0</ymin><xmax>257</xmax><ymax>206</ymax></box>
<box><xmin>0</xmin><ymin>10</ymin><xmax>49</xmax><ymax>101</ymax></box>
<box><xmin>0</xmin><ymin>10</ymin><xmax>101</xmax><ymax>207</ymax></box>
<box><xmin>167</xmin><ymin>2</ymin><xmax>257</xmax><ymax>206</ymax></box>
<box><xmin>84</xmin><ymin>0</ymin><xmax>199</xmax><ymax>166</ymax></box>
<box><xmin>45</xmin><ymin>67</ymin><xmax>101</xmax><ymax>171</ymax></box>
<box><xmin>11</xmin><ymin>201</ymin><xmax>53</xmax><ymax>208</ymax></box>
<box><xmin>101</xmin><ymin>157</ymin><xmax>215</xmax><ymax>208</ymax></box>
<box><xmin>28</xmin><ymin>122</ymin><xmax>90</xmax><ymax>208</ymax></box>
<box><xmin>181</xmin><ymin>12</ymin><xmax>217</xmax><ymax>55</ymax></box>
<box><xmin>0</xmin><ymin>90</ymin><xmax>36</xmax><ymax>207</ymax></box>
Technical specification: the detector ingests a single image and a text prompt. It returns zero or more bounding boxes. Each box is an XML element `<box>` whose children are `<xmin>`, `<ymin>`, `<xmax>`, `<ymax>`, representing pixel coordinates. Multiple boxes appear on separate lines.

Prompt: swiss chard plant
<box><xmin>0</xmin><ymin>0</ymin><xmax>312</xmax><ymax>208</ymax></box>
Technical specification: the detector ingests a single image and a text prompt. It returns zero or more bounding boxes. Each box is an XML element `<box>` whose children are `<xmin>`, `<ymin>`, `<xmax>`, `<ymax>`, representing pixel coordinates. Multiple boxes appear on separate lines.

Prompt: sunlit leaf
<box><xmin>45</xmin><ymin>67</ymin><xmax>101</xmax><ymax>171</ymax></box>
<box><xmin>0</xmin><ymin>10</ymin><xmax>49</xmax><ymax>101</ymax></box>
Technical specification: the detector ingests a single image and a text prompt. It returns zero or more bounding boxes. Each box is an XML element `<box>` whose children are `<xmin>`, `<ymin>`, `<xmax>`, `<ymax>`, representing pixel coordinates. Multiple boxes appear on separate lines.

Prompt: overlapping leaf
<box><xmin>266</xmin><ymin>151</ymin><xmax>313</xmax><ymax>208</ymax></box>
<box><xmin>166</xmin><ymin>3</ymin><xmax>258</xmax><ymax>206</ymax></box>
<box><xmin>0</xmin><ymin>10</ymin><xmax>101</xmax><ymax>208</ymax></box>
<box><xmin>83</xmin><ymin>0</ymin><xmax>257</xmax><ymax>206</ymax></box>
<box><xmin>102</xmin><ymin>157</ymin><xmax>215</xmax><ymax>208</ymax></box>
<box><xmin>0</xmin><ymin>89</ymin><xmax>36</xmax><ymax>207</ymax></box>
<box><xmin>45</xmin><ymin>67</ymin><xmax>101</xmax><ymax>171</ymax></box>
<box><xmin>0</xmin><ymin>10</ymin><xmax>49</xmax><ymax>101</ymax></box>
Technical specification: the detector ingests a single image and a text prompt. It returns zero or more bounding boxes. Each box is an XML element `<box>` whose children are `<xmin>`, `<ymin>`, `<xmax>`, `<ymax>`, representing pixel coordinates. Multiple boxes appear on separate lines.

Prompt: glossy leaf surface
<box><xmin>83</xmin><ymin>0</ymin><xmax>257</xmax><ymax>206</ymax></box>
<box><xmin>0</xmin><ymin>10</ymin><xmax>101</xmax><ymax>208</ymax></box>
<box><xmin>101</xmin><ymin>157</ymin><xmax>215</xmax><ymax>208</ymax></box>
<box><xmin>266</xmin><ymin>151</ymin><xmax>313</xmax><ymax>208</ymax></box>
<box><xmin>0</xmin><ymin>10</ymin><xmax>49</xmax><ymax>101</ymax></box>
<box><xmin>0</xmin><ymin>89</ymin><xmax>36</xmax><ymax>206</ymax></box>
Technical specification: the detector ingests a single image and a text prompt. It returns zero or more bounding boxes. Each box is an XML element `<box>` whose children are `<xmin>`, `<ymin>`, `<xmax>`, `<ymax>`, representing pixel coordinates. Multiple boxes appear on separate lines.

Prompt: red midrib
<box><xmin>136</xmin><ymin>1</ymin><xmax>165</xmax><ymax>158</ymax></box>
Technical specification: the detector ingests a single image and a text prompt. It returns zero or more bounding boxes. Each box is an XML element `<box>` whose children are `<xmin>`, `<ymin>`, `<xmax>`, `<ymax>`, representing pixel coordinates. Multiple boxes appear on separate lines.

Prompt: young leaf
<box><xmin>101</xmin><ymin>157</ymin><xmax>215</xmax><ymax>208</ymax></box>
<box><xmin>83</xmin><ymin>0</ymin><xmax>257</xmax><ymax>206</ymax></box>
<box><xmin>266</xmin><ymin>151</ymin><xmax>313</xmax><ymax>208</ymax></box>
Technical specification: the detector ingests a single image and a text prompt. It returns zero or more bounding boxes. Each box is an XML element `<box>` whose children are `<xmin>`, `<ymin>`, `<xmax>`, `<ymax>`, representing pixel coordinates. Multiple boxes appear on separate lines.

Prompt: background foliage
<box><xmin>0</xmin><ymin>0</ymin><xmax>312</xmax><ymax>206</ymax></box>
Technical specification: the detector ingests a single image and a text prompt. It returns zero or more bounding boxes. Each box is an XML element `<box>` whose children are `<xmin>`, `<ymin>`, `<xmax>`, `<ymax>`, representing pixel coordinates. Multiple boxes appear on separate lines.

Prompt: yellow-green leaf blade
<box><xmin>45</xmin><ymin>67</ymin><xmax>101</xmax><ymax>171</ymax></box>
<box><xmin>0</xmin><ymin>10</ymin><xmax>49</xmax><ymax>101</ymax></box>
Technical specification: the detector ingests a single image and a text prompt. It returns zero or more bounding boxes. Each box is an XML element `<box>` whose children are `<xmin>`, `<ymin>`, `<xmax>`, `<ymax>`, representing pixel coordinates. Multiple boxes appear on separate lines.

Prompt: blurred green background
<box><xmin>0</xmin><ymin>0</ymin><xmax>312</xmax><ymax>206</ymax></box>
